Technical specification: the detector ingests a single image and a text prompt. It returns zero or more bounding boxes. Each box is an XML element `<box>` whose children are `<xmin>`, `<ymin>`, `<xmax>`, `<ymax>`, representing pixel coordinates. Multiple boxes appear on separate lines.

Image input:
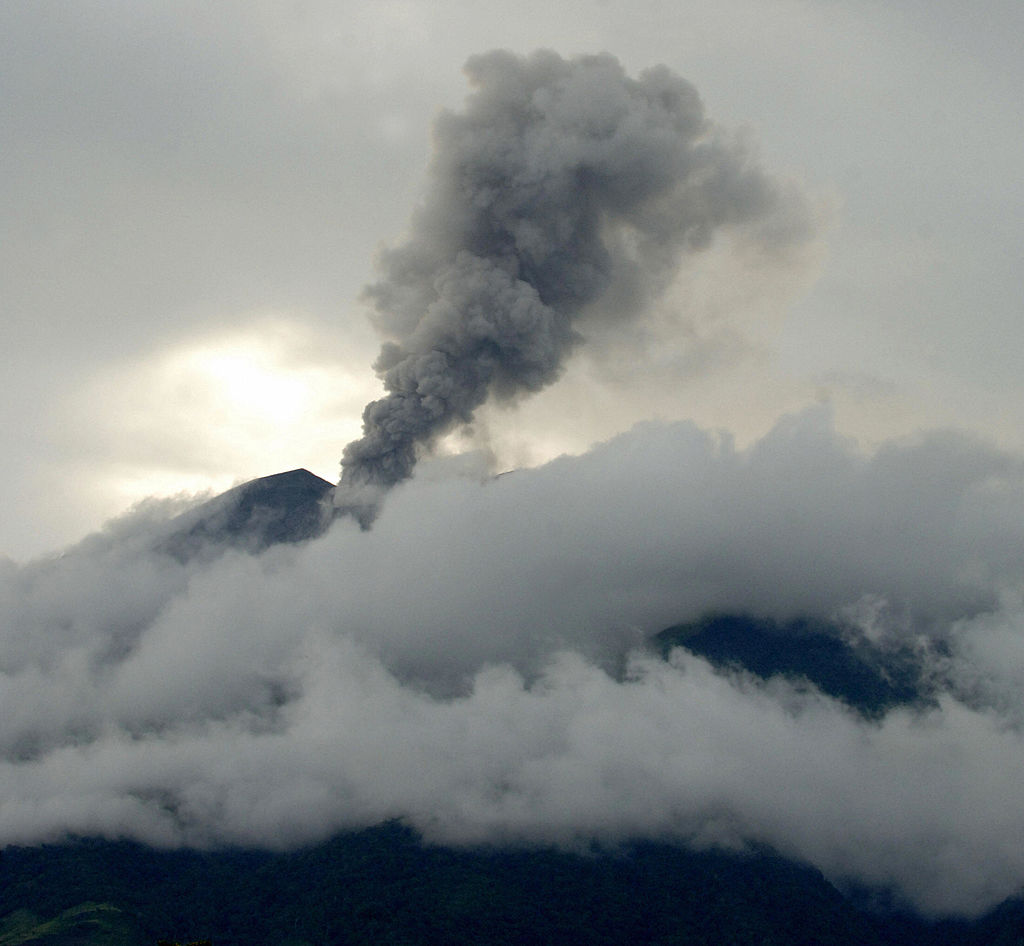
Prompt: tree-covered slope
<box><xmin>655</xmin><ymin>613</ymin><xmax>925</xmax><ymax>717</ymax></box>
<box><xmin>2</xmin><ymin>823</ymin><xmax>1023</xmax><ymax>945</ymax></box>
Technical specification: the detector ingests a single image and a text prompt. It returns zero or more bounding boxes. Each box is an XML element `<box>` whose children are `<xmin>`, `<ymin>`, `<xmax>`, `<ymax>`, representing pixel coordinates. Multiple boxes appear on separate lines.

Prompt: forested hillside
<box><xmin>4</xmin><ymin>822</ymin><xmax>1023</xmax><ymax>946</ymax></box>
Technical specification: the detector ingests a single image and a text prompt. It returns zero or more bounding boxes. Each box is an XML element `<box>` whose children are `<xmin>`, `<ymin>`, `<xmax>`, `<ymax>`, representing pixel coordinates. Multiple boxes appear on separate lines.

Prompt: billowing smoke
<box><xmin>337</xmin><ymin>49</ymin><xmax>811</xmax><ymax>522</ymax></box>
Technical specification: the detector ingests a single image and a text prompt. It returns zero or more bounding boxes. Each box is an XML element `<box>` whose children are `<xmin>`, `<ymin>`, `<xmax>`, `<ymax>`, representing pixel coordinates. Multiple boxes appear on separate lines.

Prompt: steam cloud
<box><xmin>5</xmin><ymin>410</ymin><xmax>1024</xmax><ymax>917</ymax></box>
<box><xmin>337</xmin><ymin>49</ymin><xmax>810</xmax><ymax>521</ymax></box>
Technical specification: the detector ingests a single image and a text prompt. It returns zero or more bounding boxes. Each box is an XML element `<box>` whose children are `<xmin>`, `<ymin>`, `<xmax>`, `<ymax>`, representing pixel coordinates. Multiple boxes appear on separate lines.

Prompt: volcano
<box><xmin>158</xmin><ymin>468</ymin><xmax>334</xmax><ymax>560</ymax></box>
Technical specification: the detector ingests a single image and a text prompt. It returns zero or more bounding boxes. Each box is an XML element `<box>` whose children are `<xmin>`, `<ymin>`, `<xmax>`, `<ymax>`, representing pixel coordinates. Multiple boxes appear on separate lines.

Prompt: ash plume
<box><xmin>336</xmin><ymin>49</ymin><xmax>812</xmax><ymax>523</ymax></box>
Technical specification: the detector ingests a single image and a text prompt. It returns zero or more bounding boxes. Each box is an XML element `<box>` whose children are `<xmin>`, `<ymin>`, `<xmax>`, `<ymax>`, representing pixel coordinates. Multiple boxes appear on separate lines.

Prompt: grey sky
<box><xmin>2</xmin><ymin>0</ymin><xmax>1023</xmax><ymax>557</ymax></box>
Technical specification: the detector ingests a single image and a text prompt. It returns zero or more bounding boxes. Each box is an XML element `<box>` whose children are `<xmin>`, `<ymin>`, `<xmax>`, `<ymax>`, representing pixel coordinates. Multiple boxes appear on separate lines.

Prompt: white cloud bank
<box><xmin>4</xmin><ymin>408</ymin><xmax>1024</xmax><ymax>917</ymax></box>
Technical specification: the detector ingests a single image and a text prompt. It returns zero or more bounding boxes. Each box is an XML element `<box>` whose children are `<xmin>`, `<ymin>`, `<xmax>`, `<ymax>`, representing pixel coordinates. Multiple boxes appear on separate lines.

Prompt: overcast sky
<box><xmin>5</xmin><ymin>3</ymin><xmax>1024</xmax><ymax>917</ymax></box>
<box><xmin>3</xmin><ymin>0</ymin><xmax>1023</xmax><ymax>559</ymax></box>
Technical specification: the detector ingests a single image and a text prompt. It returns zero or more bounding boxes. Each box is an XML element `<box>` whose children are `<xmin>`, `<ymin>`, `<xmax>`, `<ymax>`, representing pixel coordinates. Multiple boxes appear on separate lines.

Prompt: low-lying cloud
<box><xmin>4</xmin><ymin>407</ymin><xmax>1024</xmax><ymax>917</ymax></box>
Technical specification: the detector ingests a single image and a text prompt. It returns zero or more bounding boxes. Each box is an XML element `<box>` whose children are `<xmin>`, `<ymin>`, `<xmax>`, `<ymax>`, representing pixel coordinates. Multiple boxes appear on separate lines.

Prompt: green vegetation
<box><xmin>0</xmin><ymin>902</ymin><xmax>141</xmax><ymax>945</ymax></box>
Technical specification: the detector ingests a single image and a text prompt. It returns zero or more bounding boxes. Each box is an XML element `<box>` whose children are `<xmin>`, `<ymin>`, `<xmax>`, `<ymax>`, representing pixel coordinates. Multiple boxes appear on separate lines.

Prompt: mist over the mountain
<box><xmin>4</xmin><ymin>407</ymin><xmax>1024</xmax><ymax>917</ymax></box>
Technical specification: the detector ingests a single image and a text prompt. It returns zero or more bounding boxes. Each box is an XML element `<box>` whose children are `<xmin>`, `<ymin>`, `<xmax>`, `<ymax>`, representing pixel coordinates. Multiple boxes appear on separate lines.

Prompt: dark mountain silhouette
<box><xmin>157</xmin><ymin>468</ymin><xmax>334</xmax><ymax>560</ymax></box>
<box><xmin>4</xmin><ymin>823</ymin><xmax>1023</xmax><ymax>946</ymax></box>
<box><xmin>655</xmin><ymin>613</ymin><xmax>927</xmax><ymax>718</ymax></box>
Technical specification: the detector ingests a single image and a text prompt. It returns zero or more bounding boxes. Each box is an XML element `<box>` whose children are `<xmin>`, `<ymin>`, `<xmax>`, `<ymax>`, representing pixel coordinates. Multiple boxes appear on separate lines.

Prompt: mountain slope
<box><xmin>0</xmin><ymin>825</ymin><xmax>978</xmax><ymax>946</ymax></box>
<box><xmin>2</xmin><ymin>824</ymin><xmax>1023</xmax><ymax>945</ymax></box>
<box><xmin>655</xmin><ymin>613</ymin><xmax>926</xmax><ymax>717</ymax></box>
<box><xmin>157</xmin><ymin>468</ymin><xmax>334</xmax><ymax>560</ymax></box>
<box><xmin>0</xmin><ymin>902</ymin><xmax>142</xmax><ymax>946</ymax></box>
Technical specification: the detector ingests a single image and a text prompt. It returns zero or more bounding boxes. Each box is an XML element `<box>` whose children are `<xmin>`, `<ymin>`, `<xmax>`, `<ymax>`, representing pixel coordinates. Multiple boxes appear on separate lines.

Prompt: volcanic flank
<box><xmin>158</xmin><ymin>468</ymin><xmax>335</xmax><ymax>561</ymax></box>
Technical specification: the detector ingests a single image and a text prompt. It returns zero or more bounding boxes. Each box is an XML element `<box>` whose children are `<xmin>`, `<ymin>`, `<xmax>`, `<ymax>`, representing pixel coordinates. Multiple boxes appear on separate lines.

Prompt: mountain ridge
<box><xmin>157</xmin><ymin>468</ymin><xmax>335</xmax><ymax>560</ymax></box>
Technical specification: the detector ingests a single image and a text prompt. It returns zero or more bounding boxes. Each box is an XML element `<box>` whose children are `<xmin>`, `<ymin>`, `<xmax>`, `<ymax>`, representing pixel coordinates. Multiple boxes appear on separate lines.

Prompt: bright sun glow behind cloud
<box><xmin>61</xmin><ymin>317</ymin><xmax>380</xmax><ymax>530</ymax></box>
<box><xmin>186</xmin><ymin>342</ymin><xmax>310</xmax><ymax>429</ymax></box>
